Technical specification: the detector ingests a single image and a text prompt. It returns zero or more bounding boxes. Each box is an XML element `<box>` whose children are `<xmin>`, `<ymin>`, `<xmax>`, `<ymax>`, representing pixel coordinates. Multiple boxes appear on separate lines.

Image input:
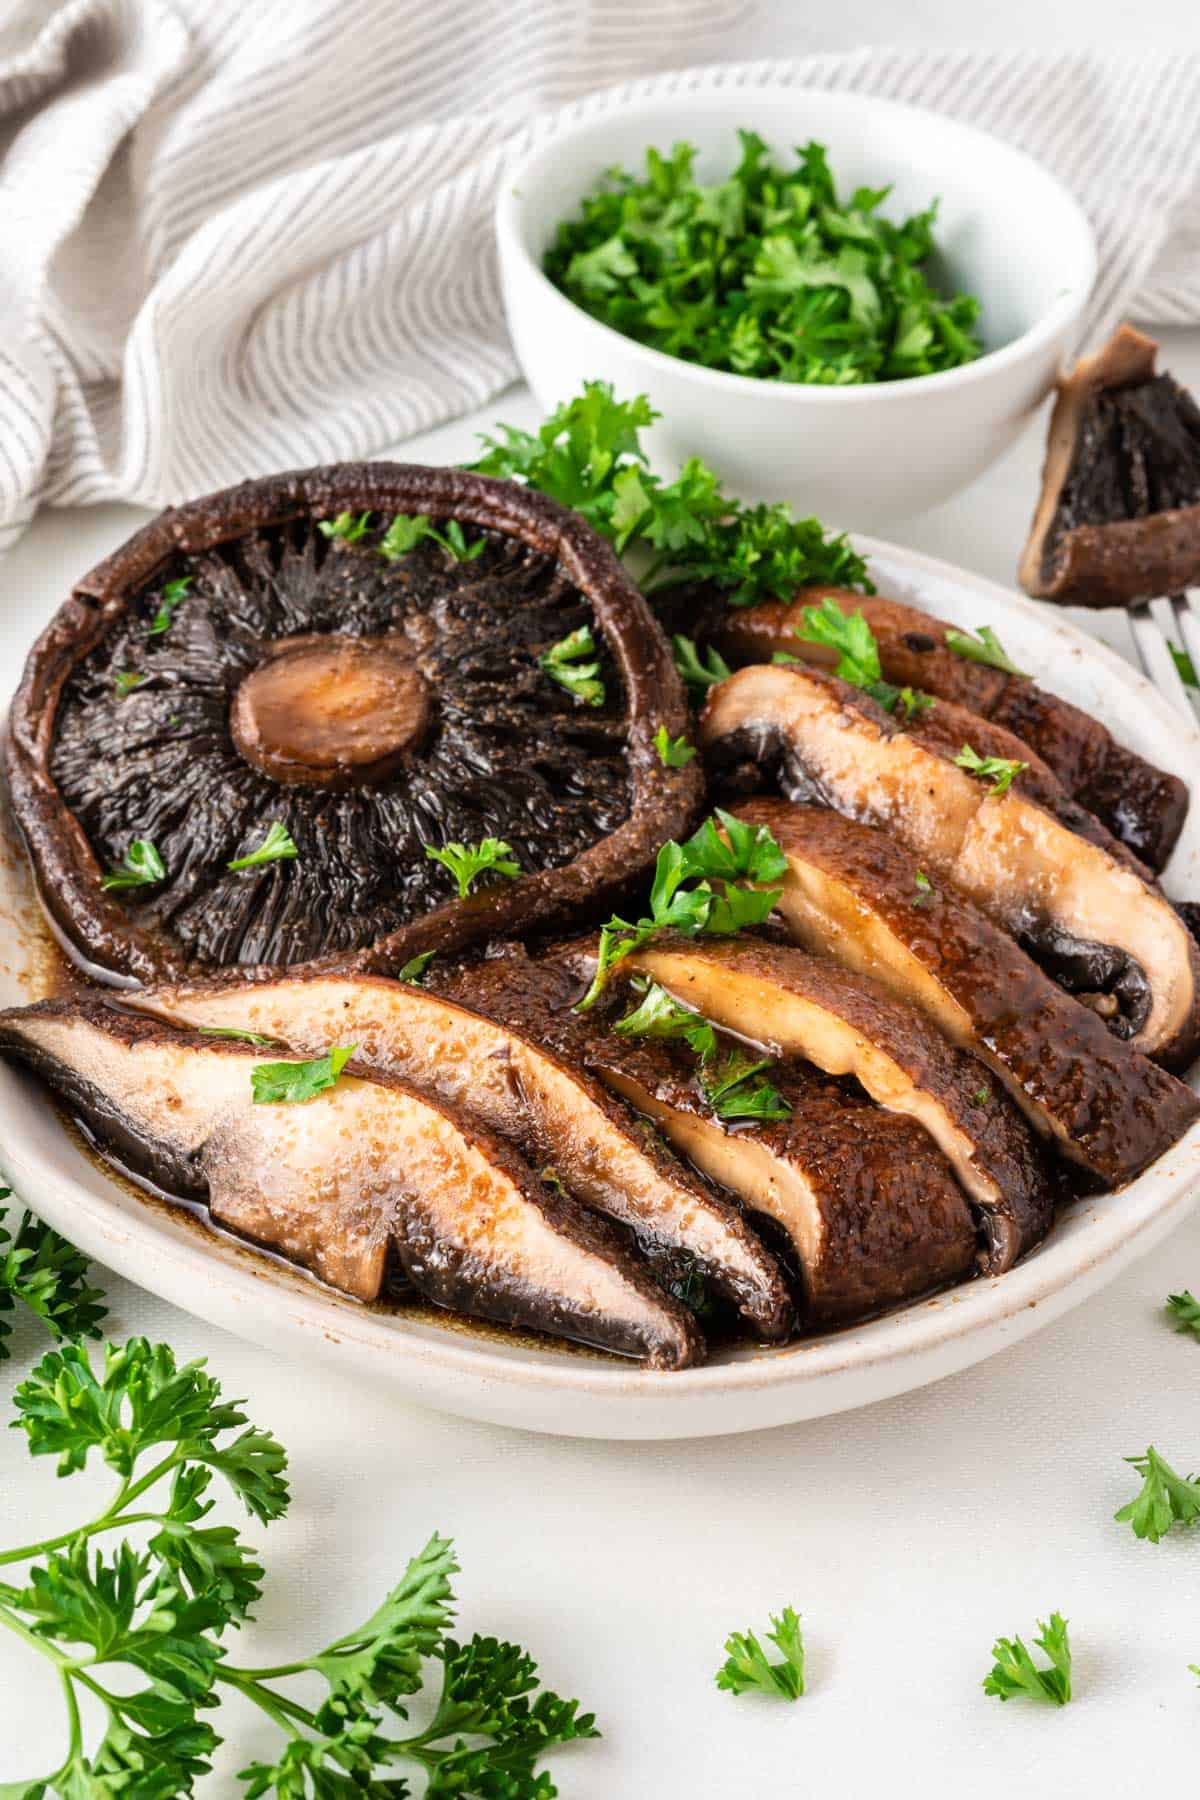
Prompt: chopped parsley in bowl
<box><xmin>542</xmin><ymin>132</ymin><xmax>983</xmax><ymax>387</ymax></box>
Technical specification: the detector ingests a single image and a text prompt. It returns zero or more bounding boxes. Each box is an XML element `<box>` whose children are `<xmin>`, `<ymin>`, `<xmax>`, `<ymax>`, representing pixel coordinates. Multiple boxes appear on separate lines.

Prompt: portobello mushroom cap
<box><xmin>0</xmin><ymin>999</ymin><xmax>701</xmax><ymax>1367</ymax></box>
<box><xmin>561</xmin><ymin>934</ymin><xmax>1054</xmax><ymax>1275</ymax></box>
<box><xmin>734</xmin><ymin>798</ymin><xmax>1199</xmax><ymax>1186</ymax></box>
<box><xmin>1018</xmin><ymin>324</ymin><xmax>1200</xmax><ymax>608</ymax></box>
<box><xmin>699</xmin><ymin>662</ymin><xmax>1200</xmax><ymax>1068</ymax></box>
<box><xmin>134</xmin><ymin>967</ymin><xmax>793</xmax><ymax>1341</ymax></box>
<box><xmin>533</xmin><ymin>983</ymin><xmax>978</xmax><ymax>1326</ymax></box>
<box><xmin>6</xmin><ymin>465</ymin><xmax>702</xmax><ymax>985</ymax></box>
<box><xmin>716</xmin><ymin>588</ymin><xmax>1187</xmax><ymax>871</ymax></box>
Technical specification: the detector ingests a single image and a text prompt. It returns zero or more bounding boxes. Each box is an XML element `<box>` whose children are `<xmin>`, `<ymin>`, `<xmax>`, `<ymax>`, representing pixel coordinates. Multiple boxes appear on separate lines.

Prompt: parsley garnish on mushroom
<box><xmin>540</xmin><ymin>624</ymin><xmax>605</xmax><ymax>707</ymax></box>
<box><xmin>100</xmin><ymin>838</ymin><xmax>165</xmax><ymax>891</ymax></box>
<box><xmin>227</xmin><ymin>820</ymin><xmax>299</xmax><ymax>871</ymax></box>
<box><xmin>954</xmin><ymin>743</ymin><xmax>1028</xmax><ymax>796</ymax></box>
<box><xmin>425</xmin><ymin>837</ymin><xmax>521</xmax><ymax>900</ymax></box>
<box><xmin>944</xmin><ymin>622</ymin><xmax>1029</xmax><ymax>677</ymax></box>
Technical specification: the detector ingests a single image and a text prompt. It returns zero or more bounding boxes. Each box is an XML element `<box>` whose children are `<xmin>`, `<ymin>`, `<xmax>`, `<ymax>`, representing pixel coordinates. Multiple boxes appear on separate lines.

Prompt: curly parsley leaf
<box><xmin>544</xmin><ymin>134</ymin><xmax>981</xmax><ymax>387</ymax></box>
<box><xmin>1115</xmin><ymin>1446</ymin><xmax>1200</xmax><ymax>1543</ymax></box>
<box><xmin>983</xmin><ymin>1612</ymin><xmax>1072</xmax><ymax>1706</ymax></box>
<box><xmin>425</xmin><ymin>837</ymin><xmax>521</xmax><ymax>901</ymax></box>
<box><xmin>540</xmin><ymin>625</ymin><xmax>605</xmax><ymax>707</ymax></box>
<box><xmin>149</xmin><ymin>576</ymin><xmax>193</xmax><ymax>636</ymax></box>
<box><xmin>1166</xmin><ymin>1290</ymin><xmax>1200</xmax><ymax>1343</ymax></box>
<box><xmin>653</xmin><ymin>725</ymin><xmax>697</xmax><ymax>767</ymax></box>
<box><xmin>954</xmin><ymin>743</ymin><xmax>1028</xmax><ymax>796</ymax></box>
<box><xmin>396</xmin><ymin>951</ymin><xmax>436</xmax><ymax>985</ymax></box>
<box><xmin>227</xmin><ymin>821</ymin><xmax>299</xmax><ymax>871</ymax></box>
<box><xmin>473</xmin><ymin>380</ymin><xmax>870</xmax><ymax>606</ymax></box>
<box><xmin>614</xmin><ymin>977</ymin><xmax>718</xmax><ymax>1062</ymax></box>
<box><xmin>701</xmin><ymin>1052</ymin><xmax>791</xmax><ymax>1122</ymax></box>
<box><xmin>380</xmin><ymin>513</ymin><xmax>485</xmax><ymax>563</ymax></box>
<box><xmin>578</xmin><ymin>809</ymin><xmax>784</xmax><ymax>1009</ymax></box>
<box><xmin>318</xmin><ymin>510</ymin><xmax>373</xmax><ymax>544</ymax></box>
<box><xmin>101</xmin><ymin>838</ymin><xmax>165</xmax><ymax>891</ymax></box>
<box><xmin>944</xmin><ymin>623</ymin><xmax>1028</xmax><ymax>678</ymax></box>
<box><xmin>716</xmin><ymin>1606</ymin><xmax>805</xmax><ymax>1700</ymax></box>
<box><xmin>0</xmin><ymin>1190</ymin><xmax>106</xmax><ymax>1361</ymax></box>
<box><xmin>673</xmin><ymin>635</ymin><xmax>731</xmax><ymax>694</ymax></box>
<box><xmin>250</xmin><ymin>1045</ymin><xmax>356</xmax><ymax>1107</ymax></box>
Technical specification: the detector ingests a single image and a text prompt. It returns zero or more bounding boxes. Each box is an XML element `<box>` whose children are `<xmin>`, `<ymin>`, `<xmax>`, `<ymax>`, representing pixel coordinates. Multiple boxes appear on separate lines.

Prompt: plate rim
<box><xmin>2</xmin><ymin>530</ymin><xmax>1197</xmax><ymax>1436</ymax></box>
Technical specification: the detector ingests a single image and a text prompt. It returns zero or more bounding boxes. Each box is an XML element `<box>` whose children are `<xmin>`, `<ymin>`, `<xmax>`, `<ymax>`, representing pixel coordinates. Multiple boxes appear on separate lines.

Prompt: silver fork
<box><xmin>1128</xmin><ymin>591</ymin><xmax>1200</xmax><ymax>716</ymax></box>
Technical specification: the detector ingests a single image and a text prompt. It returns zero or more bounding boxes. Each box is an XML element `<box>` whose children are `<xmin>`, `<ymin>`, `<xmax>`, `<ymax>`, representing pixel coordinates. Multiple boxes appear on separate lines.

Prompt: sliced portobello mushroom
<box><xmin>543</xmin><ymin>995</ymin><xmax>978</xmax><ymax>1325</ymax></box>
<box><xmin>560</xmin><ymin>933</ymin><xmax>1054</xmax><ymax>1275</ymax></box>
<box><xmin>716</xmin><ymin>588</ymin><xmax>1187</xmax><ymax>871</ymax></box>
<box><xmin>734</xmin><ymin>798</ymin><xmax>1199</xmax><ymax>1186</ymax></box>
<box><xmin>6</xmin><ymin>464</ymin><xmax>701</xmax><ymax>985</ymax></box>
<box><xmin>135</xmin><ymin>968</ymin><xmax>792</xmax><ymax>1340</ymax></box>
<box><xmin>0</xmin><ymin>997</ymin><xmax>700</xmax><ymax>1368</ymax></box>
<box><xmin>700</xmin><ymin>662</ymin><xmax>1200</xmax><ymax>1068</ymax></box>
<box><xmin>1018</xmin><ymin>324</ymin><xmax>1200</xmax><ymax>607</ymax></box>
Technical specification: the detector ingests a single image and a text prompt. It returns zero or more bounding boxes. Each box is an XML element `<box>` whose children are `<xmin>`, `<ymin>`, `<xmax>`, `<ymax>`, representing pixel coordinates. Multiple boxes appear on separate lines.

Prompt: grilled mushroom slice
<box><xmin>1019</xmin><ymin>324</ymin><xmax>1200</xmax><ymax>607</ymax></box>
<box><xmin>0</xmin><ymin>998</ymin><xmax>700</xmax><ymax>1368</ymax></box>
<box><xmin>135</xmin><ymin>969</ymin><xmax>792</xmax><ymax>1340</ymax></box>
<box><xmin>6</xmin><ymin>464</ymin><xmax>701</xmax><ymax>984</ymax></box>
<box><xmin>560</xmin><ymin>934</ymin><xmax>1054</xmax><ymax>1274</ymax></box>
<box><xmin>716</xmin><ymin>588</ymin><xmax>1187</xmax><ymax>871</ymax></box>
<box><xmin>734</xmin><ymin>799</ymin><xmax>1199</xmax><ymax>1185</ymax></box>
<box><xmin>700</xmin><ymin>663</ymin><xmax>1200</xmax><ymax>1068</ymax></box>
<box><xmin>542</xmin><ymin>1002</ymin><xmax>978</xmax><ymax>1324</ymax></box>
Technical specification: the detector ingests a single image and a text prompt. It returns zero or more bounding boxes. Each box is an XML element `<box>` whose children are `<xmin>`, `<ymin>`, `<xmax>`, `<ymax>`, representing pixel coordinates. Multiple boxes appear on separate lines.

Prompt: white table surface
<box><xmin>1</xmin><ymin>331</ymin><xmax>1198</xmax><ymax>1794</ymax></box>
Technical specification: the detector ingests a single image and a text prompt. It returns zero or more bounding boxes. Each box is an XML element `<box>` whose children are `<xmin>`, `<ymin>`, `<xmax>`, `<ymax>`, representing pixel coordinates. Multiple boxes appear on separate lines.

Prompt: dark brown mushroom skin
<box><xmin>553</xmin><ymin>931</ymin><xmax>1056</xmax><ymax>1276</ymax></box>
<box><xmin>734</xmin><ymin>798</ymin><xmax>1200</xmax><ymax>1188</ymax></box>
<box><xmin>716</xmin><ymin>588</ymin><xmax>1187</xmax><ymax>873</ymax></box>
<box><xmin>5</xmin><ymin>464</ymin><xmax>703</xmax><ymax>986</ymax></box>
<box><xmin>517</xmin><ymin>976</ymin><xmax>978</xmax><ymax>1327</ymax></box>
<box><xmin>0</xmin><ymin>996</ymin><xmax>703</xmax><ymax>1368</ymax></box>
<box><xmin>1019</xmin><ymin>324</ymin><xmax>1200</xmax><ymax>608</ymax></box>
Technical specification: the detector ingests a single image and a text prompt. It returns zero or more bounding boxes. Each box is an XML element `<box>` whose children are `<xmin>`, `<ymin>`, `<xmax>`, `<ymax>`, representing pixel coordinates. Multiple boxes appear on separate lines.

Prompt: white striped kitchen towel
<box><xmin>2</xmin><ymin>2</ymin><xmax>1200</xmax><ymax>551</ymax></box>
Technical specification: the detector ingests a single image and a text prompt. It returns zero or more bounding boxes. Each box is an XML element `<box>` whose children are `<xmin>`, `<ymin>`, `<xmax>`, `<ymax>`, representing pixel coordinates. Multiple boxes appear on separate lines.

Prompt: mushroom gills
<box><xmin>0</xmin><ymin>999</ymin><xmax>701</xmax><ymax>1368</ymax></box>
<box><xmin>715</xmin><ymin>588</ymin><xmax>1187</xmax><ymax>872</ymax></box>
<box><xmin>733</xmin><ymin>799</ymin><xmax>1199</xmax><ymax>1186</ymax></box>
<box><xmin>699</xmin><ymin>662</ymin><xmax>1200</xmax><ymax>1068</ymax></box>
<box><xmin>136</xmin><ymin>969</ymin><xmax>792</xmax><ymax>1341</ymax></box>
<box><xmin>560</xmin><ymin>933</ymin><xmax>1054</xmax><ymax>1275</ymax></box>
<box><xmin>545</xmin><ymin>999</ymin><xmax>978</xmax><ymax>1325</ymax></box>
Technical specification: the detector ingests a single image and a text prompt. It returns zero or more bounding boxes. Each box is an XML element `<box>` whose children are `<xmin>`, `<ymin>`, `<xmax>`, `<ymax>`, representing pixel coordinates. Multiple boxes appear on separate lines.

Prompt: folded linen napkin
<box><xmin>1</xmin><ymin>0</ymin><xmax>1199</xmax><ymax>551</ymax></box>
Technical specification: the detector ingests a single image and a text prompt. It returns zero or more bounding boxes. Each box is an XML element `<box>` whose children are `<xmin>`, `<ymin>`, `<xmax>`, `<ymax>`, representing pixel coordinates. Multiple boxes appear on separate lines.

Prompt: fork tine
<box><xmin>1129</xmin><ymin>597</ymin><xmax>1195</xmax><ymax>716</ymax></box>
<box><xmin>1172</xmin><ymin>592</ymin><xmax>1200</xmax><ymax>704</ymax></box>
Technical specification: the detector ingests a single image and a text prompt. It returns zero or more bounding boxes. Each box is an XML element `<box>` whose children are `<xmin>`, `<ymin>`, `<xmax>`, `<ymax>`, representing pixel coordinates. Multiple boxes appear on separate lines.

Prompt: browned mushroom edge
<box><xmin>1019</xmin><ymin>324</ymin><xmax>1200</xmax><ymax>607</ymax></box>
<box><xmin>4</xmin><ymin>464</ymin><xmax>704</xmax><ymax>986</ymax></box>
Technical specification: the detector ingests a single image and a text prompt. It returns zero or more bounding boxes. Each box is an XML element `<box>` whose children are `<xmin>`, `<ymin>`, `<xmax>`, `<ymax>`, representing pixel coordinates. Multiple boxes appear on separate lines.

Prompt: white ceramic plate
<box><xmin>1</xmin><ymin>538</ymin><xmax>1197</xmax><ymax>1440</ymax></box>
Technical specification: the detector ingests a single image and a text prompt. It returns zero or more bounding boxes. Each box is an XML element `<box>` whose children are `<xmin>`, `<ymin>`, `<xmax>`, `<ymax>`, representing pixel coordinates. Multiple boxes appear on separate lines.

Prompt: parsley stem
<box><xmin>0</xmin><ymin>1595</ymin><xmax>75</xmax><ymax>1671</ymax></box>
<box><xmin>216</xmin><ymin>1662</ymin><xmax>317</xmax><ymax>1730</ymax></box>
<box><xmin>58</xmin><ymin>1669</ymin><xmax>83</xmax><ymax>1768</ymax></box>
<box><xmin>0</xmin><ymin>1447</ymin><xmax>182</xmax><ymax>1566</ymax></box>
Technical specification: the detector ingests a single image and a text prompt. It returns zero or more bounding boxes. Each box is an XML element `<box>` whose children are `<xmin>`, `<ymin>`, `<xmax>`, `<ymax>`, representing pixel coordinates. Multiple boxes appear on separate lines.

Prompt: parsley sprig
<box><xmin>227</xmin><ymin>821</ymin><xmax>298</xmax><ymax>872</ymax></box>
<box><xmin>983</xmin><ymin>1613</ymin><xmax>1072</xmax><ymax>1706</ymax></box>
<box><xmin>700</xmin><ymin>1051</ymin><xmax>790</xmax><ymax>1122</ymax></box>
<box><xmin>1165</xmin><ymin>1289</ymin><xmax>1200</xmax><ymax>1342</ymax></box>
<box><xmin>149</xmin><ymin>576</ymin><xmax>193</xmax><ymax>637</ymax></box>
<box><xmin>614</xmin><ymin>977</ymin><xmax>718</xmax><ymax>1061</ymax></box>
<box><xmin>578</xmin><ymin>808</ymin><xmax>786</xmax><ymax>1009</ymax></box>
<box><xmin>425</xmin><ymin>837</ymin><xmax>522</xmax><ymax>900</ymax></box>
<box><xmin>653</xmin><ymin>725</ymin><xmax>697</xmax><ymax>767</ymax></box>
<box><xmin>543</xmin><ymin>132</ymin><xmax>981</xmax><ymax>386</ymax></box>
<box><xmin>541</xmin><ymin>624</ymin><xmax>606</xmax><ymax>707</ymax></box>
<box><xmin>101</xmin><ymin>838</ymin><xmax>166</xmax><ymax>892</ymax></box>
<box><xmin>716</xmin><ymin>1607</ymin><xmax>805</xmax><ymax>1700</ymax></box>
<box><xmin>0</xmin><ymin>1188</ymin><xmax>106</xmax><ymax>1361</ymax></box>
<box><xmin>250</xmin><ymin>1046</ymin><xmax>356</xmax><ymax>1106</ymax></box>
<box><xmin>793</xmin><ymin>596</ymin><xmax>929</xmax><ymax>717</ymax></box>
<box><xmin>1115</xmin><ymin>1446</ymin><xmax>1200</xmax><ymax>1542</ymax></box>
<box><xmin>0</xmin><ymin>1338</ymin><xmax>595</xmax><ymax>1796</ymax></box>
<box><xmin>380</xmin><ymin>514</ymin><xmax>485</xmax><ymax>563</ymax></box>
<box><xmin>673</xmin><ymin>635</ymin><xmax>730</xmax><ymax>694</ymax></box>
<box><xmin>954</xmin><ymin>743</ymin><xmax>1028</xmax><ymax>797</ymax></box>
<box><xmin>944</xmin><ymin>623</ymin><xmax>1028</xmax><ymax>678</ymax></box>
<box><xmin>473</xmin><ymin>382</ymin><xmax>870</xmax><ymax>608</ymax></box>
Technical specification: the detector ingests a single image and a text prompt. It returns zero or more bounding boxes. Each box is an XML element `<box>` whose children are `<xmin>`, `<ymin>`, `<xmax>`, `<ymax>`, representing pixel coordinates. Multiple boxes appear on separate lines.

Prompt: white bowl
<box><xmin>497</xmin><ymin>88</ymin><xmax>1097</xmax><ymax>527</ymax></box>
<box><xmin>2</xmin><ymin>538</ymin><xmax>1195</xmax><ymax>1439</ymax></box>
